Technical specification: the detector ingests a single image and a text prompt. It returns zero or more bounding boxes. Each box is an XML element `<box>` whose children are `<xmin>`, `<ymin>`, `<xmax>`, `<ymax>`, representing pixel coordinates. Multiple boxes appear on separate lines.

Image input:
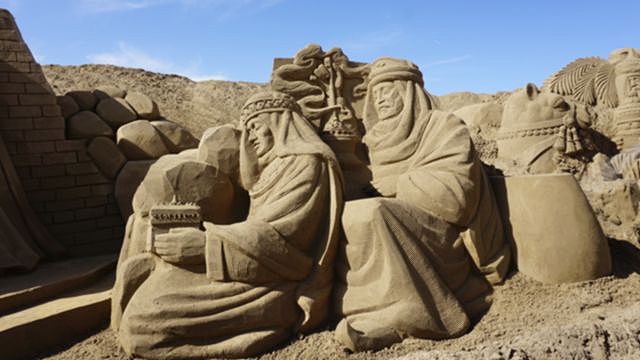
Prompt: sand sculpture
<box><xmin>112</xmin><ymin>91</ymin><xmax>343</xmax><ymax>359</ymax></box>
<box><xmin>274</xmin><ymin>47</ymin><xmax>510</xmax><ymax>351</ymax></box>
<box><xmin>544</xmin><ymin>48</ymin><xmax>640</xmax><ymax>150</ymax></box>
<box><xmin>0</xmin><ymin>7</ymin><xmax>631</xmax><ymax>357</ymax></box>
<box><xmin>540</xmin><ymin>49</ymin><xmax>640</xmax><ymax>245</ymax></box>
<box><xmin>330</xmin><ymin>57</ymin><xmax>509</xmax><ymax>351</ymax></box>
<box><xmin>492</xmin><ymin>174</ymin><xmax>612</xmax><ymax>284</ymax></box>
<box><xmin>496</xmin><ymin>83</ymin><xmax>600</xmax><ymax>175</ymax></box>
<box><xmin>109</xmin><ymin>45</ymin><xmax>622</xmax><ymax>357</ymax></box>
<box><xmin>492</xmin><ymin>83</ymin><xmax>612</xmax><ymax>284</ymax></box>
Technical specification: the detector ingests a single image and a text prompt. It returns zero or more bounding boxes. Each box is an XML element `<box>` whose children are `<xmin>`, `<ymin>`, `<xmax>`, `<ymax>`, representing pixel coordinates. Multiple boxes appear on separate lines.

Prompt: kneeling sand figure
<box><xmin>335</xmin><ymin>58</ymin><xmax>510</xmax><ymax>351</ymax></box>
<box><xmin>112</xmin><ymin>92</ymin><xmax>343</xmax><ymax>359</ymax></box>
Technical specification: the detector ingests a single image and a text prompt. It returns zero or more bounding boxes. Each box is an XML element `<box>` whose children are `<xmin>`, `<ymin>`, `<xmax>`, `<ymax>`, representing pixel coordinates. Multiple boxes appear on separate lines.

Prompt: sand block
<box><xmin>115</xmin><ymin>160</ymin><xmax>156</xmax><ymax>221</ymax></box>
<box><xmin>87</xmin><ymin>137</ymin><xmax>127</xmax><ymax>179</ymax></box>
<box><xmin>492</xmin><ymin>174</ymin><xmax>611</xmax><ymax>284</ymax></box>
<box><xmin>96</xmin><ymin>97</ymin><xmax>137</xmax><ymax>128</ymax></box>
<box><xmin>67</xmin><ymin>90</ymin><xmax>97</xmax><ymax>111</ymax></box>
<box><xmin>117</xmin><ymin>120</ymin><xmax>169</xmax><ymax>160</ymax></box>
<box><xmin>66</xmin><ymin>110</ymin><xmax>113</xmax><ymax>139</ymax></box>
<box><xmin>151</xmin><ymin>120</ymin><xmax>199</xmax><ymax>153</ymax></box>
<box><xmin>125</xmin><ymin>91</ymin><xmax>160</xmax><ymax>119</ymax></box>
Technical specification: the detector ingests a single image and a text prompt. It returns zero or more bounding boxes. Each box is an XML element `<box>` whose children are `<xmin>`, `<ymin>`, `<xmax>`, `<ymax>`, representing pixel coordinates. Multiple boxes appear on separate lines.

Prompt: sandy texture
<box><xmin>435</xmin><ymin>91</ymin><xmax>512</xmax><ymax>112</ymax></box>
<box><xmin>38</xmin><ymin>65</ymin><xmax>640</xmax><ymax>360</ymax></box>
<box><xmin>43</xmin><ymin>64</ymin><xmax>267</xmax><ymax>138</ymax></box>
<box><xmin>40</xmin><ymin>240</ymin><xmax>640</xmax><ymax>360</ymax></box>
<box><xmin>42</xmin><ymin>65</ymin><xmax>506</xmax><ymax>138</ymax></box>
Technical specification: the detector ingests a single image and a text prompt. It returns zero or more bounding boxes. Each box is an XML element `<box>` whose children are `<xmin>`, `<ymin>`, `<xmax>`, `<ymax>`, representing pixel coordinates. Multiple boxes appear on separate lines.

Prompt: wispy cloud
<box><xmin>87</xmin><ymin>42</ymin><xmax>171</xmax><ymax>71</ymax></box>
<box><xmin>342</xmin><ymin>30</ymin><xmax>404</xmax><ymax>53</ymax></box>
<box><xmin>78</xmin><ymin>0</ymin><xmax>169</xmax><ymax>13</ymax></box>
<box><xmin>78</xmin><ymin>0</ymin><xmax>284</xmax><ymax>14</ymax></box>
<box><xmin>423</xmin><ymin>55</ymin><xmax>472</xmax><ymax>68</ymax></box>
<box><xmin>87</xmin><ymin>42</ymin><xmax>227</xmax><ymax>81</ymax></box>
<box><xmin>179</xmin><ymin>58</ymin><xmax>228</xmax><ymax>81</ymax></box>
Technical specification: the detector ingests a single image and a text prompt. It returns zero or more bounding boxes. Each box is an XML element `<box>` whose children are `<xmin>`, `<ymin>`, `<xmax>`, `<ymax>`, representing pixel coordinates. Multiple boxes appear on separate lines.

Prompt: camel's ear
<box><xmin>526</xmin><ymin>83</ymin><xmax>539</xmax><ymax>99</ymax></box>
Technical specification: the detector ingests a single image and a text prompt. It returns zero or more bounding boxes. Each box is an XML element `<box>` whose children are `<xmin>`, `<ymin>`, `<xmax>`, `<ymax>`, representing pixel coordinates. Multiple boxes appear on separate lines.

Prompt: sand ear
<box><xmin>525</xmin><ymin>83</ymin><xmax>539</xmax><ymax>99</ymax></box>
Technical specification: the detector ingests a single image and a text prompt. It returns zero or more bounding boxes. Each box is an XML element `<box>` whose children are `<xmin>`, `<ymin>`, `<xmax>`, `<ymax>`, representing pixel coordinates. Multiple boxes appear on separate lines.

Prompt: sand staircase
<box><xmin>0</xmin><ymin>255</ymin><xmax>116</xmax><ymax>359</ymax></box>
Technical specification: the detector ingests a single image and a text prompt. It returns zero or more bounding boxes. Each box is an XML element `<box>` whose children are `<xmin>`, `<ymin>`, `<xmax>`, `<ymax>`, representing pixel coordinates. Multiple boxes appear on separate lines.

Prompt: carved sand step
<box><xmin>0</xmin><ymin>254</ymin><xmax>115</xmax><ymax>315</ymax></box>
<box><xmin>0</xmin><ymin>271</ymin><xmax>113</xmax><ymax>360</ymax></box>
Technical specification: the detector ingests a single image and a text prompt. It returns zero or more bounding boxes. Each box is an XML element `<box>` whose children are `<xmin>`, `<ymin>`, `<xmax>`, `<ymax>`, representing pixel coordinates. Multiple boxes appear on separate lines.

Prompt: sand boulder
<box><xmin>151</xmin><ymin>120</ymin><xmax>199</xmax><ymax>153</ymax></box>
<box><xmin>125</xmin><ymin>91</ymin><xmax>160</xmax><ymax>119</ymax></box>
<box><xmin>93</xmin><ymin>86</ymin><xmax>126</xmax><ymax>100</ymax></box>
<box><xmin>56</xmin><ymin>95</ymin><xmax>80</xmax><ymax>119</ymax></box>
<box><xmin>117</xmin><ymin>120</ymin><xmax>170</xmax><ymax>160</ymax></box>
<box><xmin>114</xmin><ymin>160</ymin><xmax>156</xmax><ymax>221</ymax></box>
<box><xmin>96</xmin><ymin>97</ymin><xmax>137</xmax><ymax>128</ymax></box>
<box><xmin>67</xmin><ymin>90</ymin><xmax>97</xmax><ymax>111</ymax></box>
<box><xmin>88</xmin><ymin>137</ymin><xmax>127</xmax><ymax>179</ymax></box>
<box><xmin>197</xmin><ymin>124</ymin><xmax>240</xmax><ymax>180</ymax></box>
<box><xmin>67</xmin><ymin>111</ymin><xmax>113</xmax><ymax>139</ymax></box>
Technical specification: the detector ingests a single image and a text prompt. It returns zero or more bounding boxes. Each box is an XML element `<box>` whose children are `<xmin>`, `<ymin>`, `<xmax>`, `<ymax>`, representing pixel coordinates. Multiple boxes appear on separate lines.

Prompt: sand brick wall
<box><xmin>0</xmin><ymin>10</ymin><xmax>124</xmax><ymax>256</ymax></box>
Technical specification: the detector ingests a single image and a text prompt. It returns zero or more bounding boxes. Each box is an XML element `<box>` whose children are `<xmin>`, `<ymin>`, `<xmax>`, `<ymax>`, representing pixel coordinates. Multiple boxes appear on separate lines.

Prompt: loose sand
<box><xmin>41</xmin><ymin>241</ymin><xmax>640</xmax><ymax>359</ymax></box>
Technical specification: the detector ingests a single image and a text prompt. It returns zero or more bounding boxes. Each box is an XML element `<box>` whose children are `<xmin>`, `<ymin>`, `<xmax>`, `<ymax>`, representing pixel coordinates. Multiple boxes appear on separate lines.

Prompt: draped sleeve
<box><xmin>396</xmin><ymin>110</ymin><xmax>482</xmax><ymax>226</ymax></box>
<box><xmin>204</xmin><ymin>154</ymin><xmax>329</xmax><ymax>284</ymax></box>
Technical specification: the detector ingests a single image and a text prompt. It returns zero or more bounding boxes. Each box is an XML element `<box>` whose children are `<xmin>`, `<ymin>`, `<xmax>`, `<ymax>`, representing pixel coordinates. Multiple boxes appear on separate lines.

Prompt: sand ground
<box><xmin>39</xmin><ymin>240</ymin><xmax>640</xmax><ymax>360</ymax></box>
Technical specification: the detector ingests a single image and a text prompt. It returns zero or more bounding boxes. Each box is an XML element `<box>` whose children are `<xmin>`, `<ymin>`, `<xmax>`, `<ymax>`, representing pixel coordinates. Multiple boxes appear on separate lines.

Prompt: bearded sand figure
<box><xmin>334</xmin><ymin>58</ymin><xmax>511</xmax><ymax>351</ymax></box>
<box><xmin>111</xmin><ymin>91</ymin><xmax>343</xmax><ymax>359</ymax></box>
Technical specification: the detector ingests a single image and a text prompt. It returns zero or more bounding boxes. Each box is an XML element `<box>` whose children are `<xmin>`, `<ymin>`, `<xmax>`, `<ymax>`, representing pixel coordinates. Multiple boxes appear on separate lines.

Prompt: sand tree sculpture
<box><xmin>271</xmin><ymin>45</ymin><xmax>371</xmax><ymax>197</ymax></box>
<box><xmin>272</xmin><ymin>44</ymin><xmax>369</xmax><ymax>140</ymax></box>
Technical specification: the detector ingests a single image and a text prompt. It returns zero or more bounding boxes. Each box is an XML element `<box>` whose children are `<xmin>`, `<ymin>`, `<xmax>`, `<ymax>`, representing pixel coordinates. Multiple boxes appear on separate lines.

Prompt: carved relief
<box><xmin>544</xmin><ymin>48</ymin><xmax>640</xmax><ymax>149</ymax></box>
<box><xmin>496</xmin><ymin>83</ymin><xmax>602</xmax><ymax>175</ymax></box>
<box><xmin>272</xmin><ymin>44</ymin><xmax>369</xmax><ymax>141</ymax></box>
<box><xmin>112</xmin><ymin>91</ymin><xmax>344</xmax><ymax>359</ymax></box>
<box><xmin>332</xmin><ymin>57</ymin><xmax>510</xmax><ymax>352</ymax></box>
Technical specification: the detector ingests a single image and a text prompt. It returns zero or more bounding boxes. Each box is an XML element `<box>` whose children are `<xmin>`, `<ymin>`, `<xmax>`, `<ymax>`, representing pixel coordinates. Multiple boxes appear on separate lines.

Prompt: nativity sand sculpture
<box><xmin>544</xmin><ymin>48</ymin><xmax>640</xmax><ymax>151</ymax></box>
<box><xmin>111</xmin><ymin>45</ymin><xmax>618</xmax><ymax>358</ymax></box>
<box><xmin>112</xmin><ymin>91</ymin><xmax>343</xmax><ymax>359</ymax></box>
<box><xmin>492</xmin><ymin>83</ymin><xmax>612</xmax><ymax>284</ymax></box>
<box><xmin>331</xmin><ymin>57</ymin><xmax>510</xmax><ymax>351</ymax></box>
<box><xmin>272</xmin><ymin>47</ymin><xmax>510</xmax><ymax>351</ymax></box>
<box><xmin>541</xmin><ymin>48</ymin><xmax>640</xmax><ymax>245</ymax></box>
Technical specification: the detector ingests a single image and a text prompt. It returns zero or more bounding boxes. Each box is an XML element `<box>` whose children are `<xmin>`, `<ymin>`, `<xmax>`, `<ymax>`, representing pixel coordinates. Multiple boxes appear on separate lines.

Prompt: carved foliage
<box><xmin>544</xmin><ymin>57</ymin><xmax>618</xmax><ymax>108</ymax></box>
<box><xmin>272</xmin><ymin>44</ymin><xmax>369</xmax><ymax>140</ymax></box>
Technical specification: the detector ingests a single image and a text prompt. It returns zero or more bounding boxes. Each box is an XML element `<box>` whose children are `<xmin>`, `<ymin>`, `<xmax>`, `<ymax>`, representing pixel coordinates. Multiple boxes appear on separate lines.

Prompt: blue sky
<box><xmin>3</xmin><ymin>0</ymin><xmax>639</xmax><ymax>95</ymax></box>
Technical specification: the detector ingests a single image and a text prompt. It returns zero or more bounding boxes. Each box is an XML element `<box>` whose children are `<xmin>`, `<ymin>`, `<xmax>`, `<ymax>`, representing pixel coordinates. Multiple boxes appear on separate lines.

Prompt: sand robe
<box><xmin>112</xmin><ymin>99</ymin><xmax>343</xmax><ymax>359</ymax></box>
<box><xmin>113</xmin><ymin>155</ymin><xmax>341</xmax><ymax>359</ymax></box>
<box><xmin>335</xmin><ymin>63</ymin><xmax>510</xmax><ymax>351</ymax></box>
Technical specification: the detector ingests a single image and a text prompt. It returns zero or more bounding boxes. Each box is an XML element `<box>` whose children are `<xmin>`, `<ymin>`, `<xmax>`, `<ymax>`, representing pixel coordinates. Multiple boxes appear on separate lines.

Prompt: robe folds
<box><xmin>335</xmin><ymin>101</ymin><xmax>511</xmax><ymax>351</ymax></box>
<box><xmin>112</xmin><ymin>153</ymin><xmax>343</xmax><ymax>359</ymax></box>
